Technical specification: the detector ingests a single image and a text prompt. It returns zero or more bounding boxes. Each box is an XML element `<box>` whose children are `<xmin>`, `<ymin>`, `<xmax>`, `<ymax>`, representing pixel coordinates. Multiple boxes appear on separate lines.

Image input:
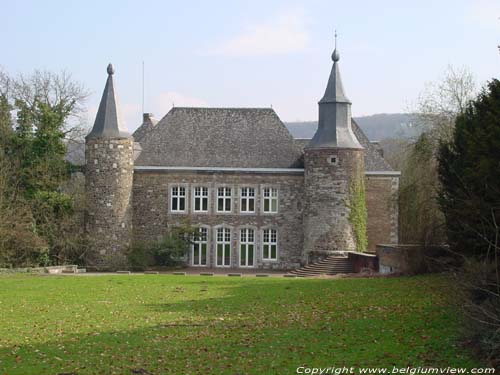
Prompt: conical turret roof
<box><xmin>308</xmin><ymin>35</ymin><xmax>362</xmax><ymax>149</ymax></box>
<box><xmin>86</xmin><ymin>64</ymin><xmax>130</xmax><ymax>139</ymax></box>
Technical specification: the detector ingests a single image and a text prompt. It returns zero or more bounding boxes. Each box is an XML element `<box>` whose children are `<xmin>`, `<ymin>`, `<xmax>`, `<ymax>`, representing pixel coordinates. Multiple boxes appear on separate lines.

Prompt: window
<box><xmin>192</xmin><ymin>227</ymin><xmax>208</xmax><ymax>266</ymax></box>
<box><xmin>171</xmin><ymin>186</ymin><xmax>186</xmax><ymax>212</ymax></box>
<box><xmin>328</xmin><ymin>155</ymin><xmax>338</xmax><ymax>165</ymax></box>
<box><xmin>263</xmin><ymin>188</ymin><xmax>278</xmax><ymax>213</ymax></box>
<box><xmin>193</xmin><ymin>187</ymin><xmax>209</xmax><ymax>212</ymax></box>
<box><xmin>217</xmin><ymin>187</ymin><xmax>232</xmax><ymax>212</ymax></box>
<box><xmin>262</xmin><ymin>228</ymin><xmax>278</xmax><ymax>261</ymax></box>
<box><xmin>240</xmin><ymin>228</ymin><xmax>255</xmax><ymax>267</ymax></box>
<box><xmin>216</xmin><ymin>227</ymin><xmax>231</xmax><ymax>267</ymax></box>
<box><xmin>240</xmin><ymin>187</ymin><xmax>255</xmax><ymax>213</ymax></box>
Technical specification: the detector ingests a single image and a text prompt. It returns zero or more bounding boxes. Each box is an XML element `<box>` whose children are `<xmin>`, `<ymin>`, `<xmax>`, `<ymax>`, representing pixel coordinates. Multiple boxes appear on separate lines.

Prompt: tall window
<box><xmin>216</xmin><ymin>228</ymin><xmax>231</xmax><ymax>267</ymax></box>
<box><xmin>193</xmin><ymin>187</ymin><xmax>209</xmax><ymax>212</ymax></box>
<box><xmin>217</xmin><ymin>187</ymin><xmax>232</xmax><ymax>212</ymax></box>
<box><xmin>240</xmin><ymin>228</ymin><xmax>255</xmax><ymax>267</ymax></box>
<box><xmin>192</xmin><ymin>227</ymin><xmax>208</xmax><ymax>266</ymax></box>
<box><xmin>262</xmin><ymin>228</ymin><xmax>278</xmax><ymax>261</ymax></box>
<box><xmin>263</xmin><ymin>188</ymin><xmax>278</xmax><ymax>213</ymax></box>
<box><xmin>240</xmin><ymin>187</ymin><xmax>255</xmax><ymax>213</ymax></box>
<box><xmin>171</xmin><ymin>186</ymin><xmax>186</xmax><ymax>212</ymax></box>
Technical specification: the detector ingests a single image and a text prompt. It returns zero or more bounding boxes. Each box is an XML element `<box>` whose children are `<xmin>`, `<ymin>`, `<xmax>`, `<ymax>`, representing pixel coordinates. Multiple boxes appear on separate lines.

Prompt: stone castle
<box><xmin>85</xmin><ymin>43</ymin><xmax>400</xmax><ymax>270</ymax></box>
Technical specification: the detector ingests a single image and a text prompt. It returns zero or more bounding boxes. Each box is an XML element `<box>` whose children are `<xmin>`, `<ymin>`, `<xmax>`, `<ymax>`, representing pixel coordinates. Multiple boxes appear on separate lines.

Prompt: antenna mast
<box><xmin>142</xmin><ymin>61</ymin><xmax>145</xmax><ymax>114</ymax></box>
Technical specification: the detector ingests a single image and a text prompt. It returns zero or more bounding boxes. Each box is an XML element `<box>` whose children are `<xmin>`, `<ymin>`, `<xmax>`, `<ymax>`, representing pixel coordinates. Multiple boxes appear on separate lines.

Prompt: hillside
<box><xmin>286</xmin><ymin>113</ymin><xmax>418</xmax><ymax>141</ymax></box>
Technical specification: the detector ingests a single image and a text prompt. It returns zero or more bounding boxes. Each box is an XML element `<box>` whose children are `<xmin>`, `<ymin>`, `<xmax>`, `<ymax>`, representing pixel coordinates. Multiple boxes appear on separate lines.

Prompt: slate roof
<box><xmin>134</xmin><ymin>113</ymin><xmax>159</xmax><ymax>142</ymax></box>
<box><xmin>133</xmin><ymin>107</ymin><xmax>304</xmax><ymax>168</ymax></box>
<box><xmin>293</xmin><ymin>120</ymin><xmax>394</xmax><ymax>172</ymax></box>
<box><xmin>351</xmin><ymin>119</ymin><xmax>394</xmax><ymax>171</ymax></box>
<box><xmin>86</xmin><ymin>64</ymin><xmax>130</xmax><ymax>140</ymax></box>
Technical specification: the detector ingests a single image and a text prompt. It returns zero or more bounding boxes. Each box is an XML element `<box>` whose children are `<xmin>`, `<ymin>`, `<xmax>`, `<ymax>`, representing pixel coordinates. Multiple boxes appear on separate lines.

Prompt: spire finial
<box><xmin>107</xmin><ymin>63</ymin><xmax>115</xmax><ymax>75</ymax></box>
<box><xmin>332</xmin><ymin>30</ymin><xmax>340</xmax><ymax>62</ymax></box>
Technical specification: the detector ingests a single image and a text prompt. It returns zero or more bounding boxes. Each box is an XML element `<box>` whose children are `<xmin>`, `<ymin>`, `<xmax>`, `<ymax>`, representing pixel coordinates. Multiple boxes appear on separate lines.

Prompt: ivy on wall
<box><xmin>348</xmin><ymin>176</ymin><xmax>368</xmax><ymax>252</ymax></box>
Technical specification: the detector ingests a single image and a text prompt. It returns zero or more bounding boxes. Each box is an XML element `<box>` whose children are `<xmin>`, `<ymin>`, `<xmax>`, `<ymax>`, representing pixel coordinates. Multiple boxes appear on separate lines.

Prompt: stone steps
<box><xmin>288</xmin><ymin>256</ymin><xmax>354</xmax><ymax>277</ymax></box>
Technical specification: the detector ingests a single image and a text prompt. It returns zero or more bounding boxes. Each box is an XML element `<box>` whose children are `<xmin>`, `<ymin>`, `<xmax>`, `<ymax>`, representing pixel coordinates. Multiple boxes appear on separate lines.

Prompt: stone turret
<box><xmin>85</xmin><ymin>64</ymin><xmax>134</xmax><ymax>269</ymax></box>
<box><xmin>303</xmin><ymin>37</ymin><xmax>365</xmax><ymax>260</ymax></box>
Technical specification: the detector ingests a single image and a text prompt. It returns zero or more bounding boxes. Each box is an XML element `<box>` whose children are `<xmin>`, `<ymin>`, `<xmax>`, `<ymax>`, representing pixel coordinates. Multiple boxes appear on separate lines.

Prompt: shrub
<box><xmin>127</xmin><ymin>224</ymin><xmax>197</xmax><ymax>270</ymax></box>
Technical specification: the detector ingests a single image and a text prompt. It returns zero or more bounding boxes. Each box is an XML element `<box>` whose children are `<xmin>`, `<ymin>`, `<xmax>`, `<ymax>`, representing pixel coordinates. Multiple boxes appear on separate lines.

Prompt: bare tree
<box><xmin>415</xmin><ymin>65</ymin><xmax>476</xmax><ymax>146</ymax></box>
<box><xmin>398</xmin><ymin>66</ymin><xmax>477</xmax><ymax>244</ymax></box>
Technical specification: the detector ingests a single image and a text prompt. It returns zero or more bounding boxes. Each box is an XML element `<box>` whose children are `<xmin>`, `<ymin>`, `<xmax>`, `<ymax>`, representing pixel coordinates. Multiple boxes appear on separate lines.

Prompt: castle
<box><xmin>84</xmin><ymin>43</ymin><xmax>400</xmax><ymax>270</ymax></box>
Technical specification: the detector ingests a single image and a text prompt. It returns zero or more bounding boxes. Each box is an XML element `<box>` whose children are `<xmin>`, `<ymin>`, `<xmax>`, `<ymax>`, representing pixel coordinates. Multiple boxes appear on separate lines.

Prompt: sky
<box><xmin>1</xmin><ymin>0</ymin><xmax>499</xmax><ymax>132</ymax></box>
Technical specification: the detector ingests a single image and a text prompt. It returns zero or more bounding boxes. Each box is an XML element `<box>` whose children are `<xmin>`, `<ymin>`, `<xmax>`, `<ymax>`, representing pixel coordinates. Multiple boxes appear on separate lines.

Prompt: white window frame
<box><xmin>262</xmin><ymin>187</ymin><xmax>278</xmax><ymax>214</ymax></box>
<box><xmin>170</xmin><ymin>185</ymin><xmax>186</xmax><ymax>213</ymax></box>
<box><xmin>193</xmin><ymin>186</ymin><xmax>209</xmax><ymax>213</ymax></box>
<box><xmin>215</xmin><ymin>227</ymin><xmax>232</xmax><ymax>267</ymax></box>
<box><xmin>239</xmin><ymin>228</ymin><xmax>256</xmax><ymax>268</ymax></box>
<box><xmin>192</xmin><ymin>227</ymin><xmax>209</xmax><ymax>266</ymax></box>
<box><xmin>216</xmin><ymin>187</ymin><xmax>232</xmax><ymax>213</ymax></box>
<box><xmin>262</xmin><ymin>228</ymin><xmax>278</xmax><ymax>261</ymax></box>
<box><xmin>240</xmin><ymin>187</ymin><xmax>255</xmax><ymax>214</ymax></box>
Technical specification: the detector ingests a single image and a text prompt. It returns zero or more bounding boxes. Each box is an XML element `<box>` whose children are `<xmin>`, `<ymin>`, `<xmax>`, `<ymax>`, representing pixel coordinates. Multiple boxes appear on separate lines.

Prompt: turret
<box><xmin>85</xmin><ymin>64</ymin><xmax>134</xmax><ymax>269</ymax></box>
<box><xmin>303</xmin><ymin>35</ymin><xmax>366</xmax><ymax>260</ymax></box>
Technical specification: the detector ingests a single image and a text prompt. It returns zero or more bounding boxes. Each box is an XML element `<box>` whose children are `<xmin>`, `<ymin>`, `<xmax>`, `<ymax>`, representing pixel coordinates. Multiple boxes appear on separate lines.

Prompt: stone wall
<box><xmin>365</xmin><ymin>174</ymin><xmax>399</xmax><ymax>250</ymax></box>
<box><xmin>347</xmin><ymin>251</ymin><xmax>379</xmax><ymax>273</ymax></box>
<box><xmin>376</xmin><ymin>244</ymin><xmax>451</xmax><ymax>275</ymax></box>
<box><xmin>303</xmin><ymin>148</ymin><xmax>365</xmax><ymax>258</ymax></box>
<box><xmin>376</xmin><ymin>244</ymin><xmax>425</xmax><ymax>274</ymax></box>
<box><xmin>85</xmin><ymin>138</ymin><xmax>134</xmax><ymax>269</ymax></box>
<box><xmin>132</xmin><ymin>170</ymin><xmax>304</xmax><ymax>270</ymax></box>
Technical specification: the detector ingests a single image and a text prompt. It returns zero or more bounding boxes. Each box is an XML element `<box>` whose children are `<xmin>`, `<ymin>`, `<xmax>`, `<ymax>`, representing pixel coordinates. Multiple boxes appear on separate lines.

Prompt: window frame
<box><xmin>262</xmin><ymin>187</ymin><xmax>279</xmax><ymax>214</ymax></box>
<box><xmin>239</xmin><ymin>186</ymin><xmax>256</xmax><ymax>214</ymax></box>
<box><xmin>170</xmin><ymin>185</ymin><xmax>187</xmax><ymax>213</ymax></box>
<box><xmin>262</xmin><ymin>228</ymin><xmax>278</xmax><ymax>261</ymax></box>
<box><xmin>215</xmin><ymin>226</ymin><xmax>232</xmax><ymax>267</ymax></box>
<box><xmin>191</xmin><ymin>226</ymin><xmax>209</xmax><ymax>267</ymax></box>
<box><xmin>192</xmin><ymin>186</ymin><xmax>210</xmax><ymax>213</ymax></box>
<box><xmin>216</xmin><ymin>186</ymin><xmax>233</xmax><ymax>213</ymax></box>
<box><xmin>239</xmin><ymin>227</ymin><xmax>256</xmax><ymax>268</ymax></box>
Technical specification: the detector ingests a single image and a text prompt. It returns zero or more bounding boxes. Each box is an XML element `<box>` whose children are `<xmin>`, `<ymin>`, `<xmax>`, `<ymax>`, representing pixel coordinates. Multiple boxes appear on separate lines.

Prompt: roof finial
<box><xmin>107</xmin><ymin>63</ymin><xmax>115</xmax><ymax>75</ymax></box>
<box><xmin>332</xmin><ymin>30</ymin><xmax>340</xmax><ymax>62</ymax></box>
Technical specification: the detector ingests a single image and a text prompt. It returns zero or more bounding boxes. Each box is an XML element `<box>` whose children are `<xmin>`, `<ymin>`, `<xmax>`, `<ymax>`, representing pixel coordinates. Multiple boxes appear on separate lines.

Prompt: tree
<box><xmin>0</xmin><ymin>69</ymin><xmax>89</xmax><ymax>267</ymax></box>
<box><xmin>398</xmin><ymin>66</ymin><xmax>476</xmax><ymax>244</ymax></box>
<box><xmin>438</xmin><ymin>79</ymin><xmax>500</xmax><ymax>259</ymax></box>
<box><xmin>437</xmin><ymin>79</ymin><xmax>500</xmax><ymax>364</ymax></box>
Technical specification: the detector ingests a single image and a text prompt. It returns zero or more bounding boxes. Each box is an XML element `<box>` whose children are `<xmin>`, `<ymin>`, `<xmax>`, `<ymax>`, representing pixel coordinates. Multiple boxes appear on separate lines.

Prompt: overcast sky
<box><xmin>1</xmin><ymin>0</ymin><xmax>499</xmax><ymax>132</ymax></box>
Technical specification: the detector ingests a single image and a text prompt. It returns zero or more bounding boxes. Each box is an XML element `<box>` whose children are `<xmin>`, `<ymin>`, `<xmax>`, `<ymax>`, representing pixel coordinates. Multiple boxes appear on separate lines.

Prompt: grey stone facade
<box><xmin>85</xmin><ymin>138</ymin><xmax>134</xmax><ymax>268</ymax></box>
<box><xmin>365</xmin><ymin>174</ymin><xmax>400</xmax><ymax>250</ymax></box>
<box><xmin>132</xmin><ymin>170</ymin><xmax>304</xmax><ymax>270</ymax></box>
<box><xmin>303</xmin><ymin>148</ymin><xmax>365</xmax><ymax>257</ymax></box>
<box><xmin>85</xmin><ymin>46</ymin><xmax>400</xmax><ymax>270</ymax></box>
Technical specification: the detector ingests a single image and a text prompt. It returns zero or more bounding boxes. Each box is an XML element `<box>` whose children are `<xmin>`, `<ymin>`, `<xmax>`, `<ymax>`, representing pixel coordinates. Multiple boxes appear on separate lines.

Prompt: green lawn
<box><xmin>0</xmin><ymin>274</ymin><xmax>478</xmax><ymax>375</ymax></box>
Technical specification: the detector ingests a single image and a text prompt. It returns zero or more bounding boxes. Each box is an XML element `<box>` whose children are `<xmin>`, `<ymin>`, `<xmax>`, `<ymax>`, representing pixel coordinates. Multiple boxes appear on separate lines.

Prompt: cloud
<box><xmin>207</xmin><ymin>7</ymin><xmax>309</xmax><ymax>57</ymax></box>
<box><xmin>120</xmin><ymin>103</ymin><xmax>142</xmax><ymax>131</ymax></box>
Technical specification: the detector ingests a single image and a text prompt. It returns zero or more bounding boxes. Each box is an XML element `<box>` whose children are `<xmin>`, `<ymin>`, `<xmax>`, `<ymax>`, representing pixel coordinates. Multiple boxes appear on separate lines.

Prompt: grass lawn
<box><xmin>0</xmin><ymin>274</ymin><xmax>479</xmax><ymax>375</ymax></box>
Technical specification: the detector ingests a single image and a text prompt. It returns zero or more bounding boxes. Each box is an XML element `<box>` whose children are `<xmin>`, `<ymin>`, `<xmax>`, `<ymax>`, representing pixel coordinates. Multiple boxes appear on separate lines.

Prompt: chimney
<box><xmin>370</xmin><ymin>141</ymin><xmax>384</xmax><ymax>158</ymax></box>
<box><xmin>143</xmin><ymin>113</ymin><xmax>154</xmax><ymax>123</ymax></box>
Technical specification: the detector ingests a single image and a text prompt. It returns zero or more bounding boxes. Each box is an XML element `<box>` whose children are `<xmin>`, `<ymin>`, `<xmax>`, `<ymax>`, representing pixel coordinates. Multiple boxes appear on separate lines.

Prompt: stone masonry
<box><xmin>365</xmin><ymin>174</ymin><xmax>399</xmax><ymax>250</ymax></box>
<box><xmin>84</xmin><ymin>43</ymin><xmax>400</xmax><ymax>271</ymax></box>
<box><xmin>132</xmin><ymin>171</ymin><xmax>304</xmax><ymax>270</ymax></box>
<box><xmin>303</xmin><ymin>148</ymin><xmax>365</xmax><ymax>258</ymax></box>
<box><xmin>85</xmin><ymin>138</ymin><xmax>134</xmax><ymax>269</ymax></box>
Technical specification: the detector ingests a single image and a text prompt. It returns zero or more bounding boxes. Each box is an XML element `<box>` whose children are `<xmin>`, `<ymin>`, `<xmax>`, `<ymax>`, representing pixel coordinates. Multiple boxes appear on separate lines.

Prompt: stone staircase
<box><xmin>288</xmin><ymin>256</ymin><xmax>354</xmax><ymax>277</ymax></box>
